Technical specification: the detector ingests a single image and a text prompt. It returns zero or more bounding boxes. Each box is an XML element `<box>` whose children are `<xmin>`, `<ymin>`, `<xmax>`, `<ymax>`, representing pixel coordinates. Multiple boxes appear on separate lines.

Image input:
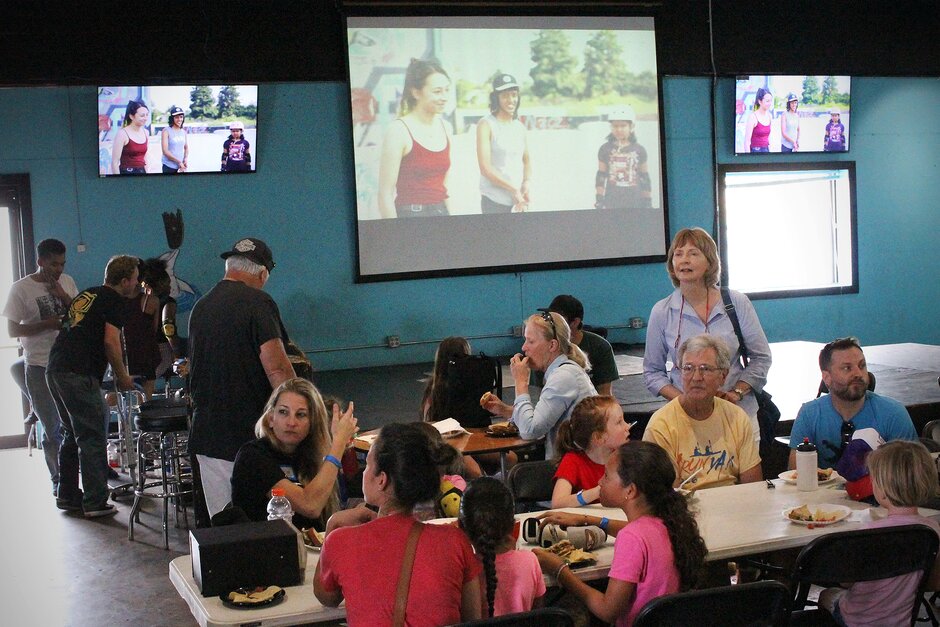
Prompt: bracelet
<box><xmin>599</xmin><ymin>517</ymin><xmax>609</xmax><ymax>532</ymax></box>
<box><xmin>576</xmin><ymin>490</ymin><xmax>587</xmax><ymax>506</ymax></box>
<box><xmin>733</xmin><ymin>386</ymin><xmax>749</xmax><ymax>398</ymax></box>
<box><xmin>323</xmin><ymin>454</ymin><xmax>342</xmax><ymax>470</ymax></box>
<box><xmin>555</xmin><ymin>561</ymin><xmax>570</xmax><ymax>580</ymax></box>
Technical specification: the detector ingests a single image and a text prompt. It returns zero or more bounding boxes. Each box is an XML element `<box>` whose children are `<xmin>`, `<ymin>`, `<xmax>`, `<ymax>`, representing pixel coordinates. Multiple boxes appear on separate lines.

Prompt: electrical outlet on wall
<box><xmin>76</xmin><ymin>243</ymin><xmax>86</xmax><ymax>253</ymax></box>
<box><xmin>386</xmin><ymin>335</ymin><xmax>400</xmax><ymax>348</ymax></box>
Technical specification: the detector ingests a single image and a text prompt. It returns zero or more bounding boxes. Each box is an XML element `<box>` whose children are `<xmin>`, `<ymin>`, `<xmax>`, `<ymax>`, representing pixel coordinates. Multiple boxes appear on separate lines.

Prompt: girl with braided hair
<box><xmin>460</xmin><ymin>477</ymin><xmax>545</xmax><ymax>617</ymax></box>
<box><xmin>535</xmin><ymin>441</ymin><xmax>706</xmax><ymax>626</ymax></box>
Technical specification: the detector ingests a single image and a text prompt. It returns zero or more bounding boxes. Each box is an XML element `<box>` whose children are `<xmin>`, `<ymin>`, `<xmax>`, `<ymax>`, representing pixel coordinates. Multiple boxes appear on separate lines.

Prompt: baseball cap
<box><xmin>220</xmin><ymin>237</ymin><xmax>275</xmax><ymax>271</ymax></box>
<box><xmin>548</xmin><ymin>294</ymin><xmax>584</xmax><ymax>323</ymax></box>
<box><xmin>785</xmin><ymin>92</ymin><xmax>798</xmax><ymax>103</ymax></box>
<box><xmin>492</xmin><ymin>74</ymin><xmax>519</xmax><ymax>91</ymax></box>
<box><xmin>168</xmin><ymin>105</ymin><xmax>184</xmax><ymax>117</ymax></box>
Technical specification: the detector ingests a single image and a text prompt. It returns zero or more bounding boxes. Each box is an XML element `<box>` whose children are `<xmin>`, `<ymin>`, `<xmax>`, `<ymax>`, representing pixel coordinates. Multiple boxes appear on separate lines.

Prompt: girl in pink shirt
<box><xmin>460</xmin><ymin>477</ymin><xmax>545</xmax><ymax>617</ymax></box>
<box><xmin>535</xmin><ymin>441</ymin><xmax>707</xmax><ymax>626</ymax></box>
<box><xmin>819</xmin><ymin>440</ymin><xmax>940</xmax><ymax>627</ymax></box>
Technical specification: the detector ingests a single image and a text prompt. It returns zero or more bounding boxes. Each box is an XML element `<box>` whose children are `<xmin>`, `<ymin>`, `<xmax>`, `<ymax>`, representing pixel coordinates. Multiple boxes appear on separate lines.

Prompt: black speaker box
<box><xmin>190</xmin><ymin>520</ymin><xmax>302</xmax><ymax>596</ymax></box>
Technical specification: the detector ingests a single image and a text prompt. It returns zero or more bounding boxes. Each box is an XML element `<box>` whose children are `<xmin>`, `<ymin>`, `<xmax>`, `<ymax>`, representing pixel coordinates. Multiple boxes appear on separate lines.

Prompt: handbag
<box><xmin>719</xmin><ymin>289</ymin><xmax>781</xmax><ymax>456</ymax></box>
<box><xmin>392</xmin><ymin>521</ymin><xmax>423</xmax><ymax>627</ymax></box>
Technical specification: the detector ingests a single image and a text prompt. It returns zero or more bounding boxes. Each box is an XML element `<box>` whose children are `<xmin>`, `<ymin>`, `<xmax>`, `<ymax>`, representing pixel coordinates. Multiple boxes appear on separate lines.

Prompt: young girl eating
<box><xmin>535</xmin><ymin>441</ymin><xmax>707</xmax><ymax>626</ymax></box>
<box><xmin>460</xmin><ymin>477</ymin><xmax>545</xmax><ymax>617</ymax></box>
<box><xmin>818</xmin><ymin>440</ymin><xmax>940</xmax><ymax>627</ymax></box>
<box><xmin>552</xmin><ymin>395</ymin><xmax>631</xmax><ymax>508</ymax></box>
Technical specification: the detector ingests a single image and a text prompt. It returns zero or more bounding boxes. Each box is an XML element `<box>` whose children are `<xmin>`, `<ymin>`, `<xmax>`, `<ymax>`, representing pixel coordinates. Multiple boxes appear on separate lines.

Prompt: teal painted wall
<box><xmin>0</xmin><ymin>77</ymin><xmax>936</xmax><ymax>370</ymax></box>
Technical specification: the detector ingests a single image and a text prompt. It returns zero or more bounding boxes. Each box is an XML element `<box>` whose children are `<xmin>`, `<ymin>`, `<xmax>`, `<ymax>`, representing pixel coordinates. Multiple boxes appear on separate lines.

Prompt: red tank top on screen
<box><xmin>121</xmin><ymin>131</ymin><xmax>148</xmax><ymax>168</ymax></box>
<box><xmin>395</xmin><ymin>119</ymin><xmax>450</xmax><ymax>205</ymax></box>
<box><xmin>751</xmin><ymin>117</ymin><xmax>770</xmax><ymax>148</ymax></box>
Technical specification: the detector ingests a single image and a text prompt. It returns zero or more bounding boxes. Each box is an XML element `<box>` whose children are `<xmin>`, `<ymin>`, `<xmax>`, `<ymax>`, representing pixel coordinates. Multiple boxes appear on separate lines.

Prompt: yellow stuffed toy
<box><xmin>438</xmin><ymin>478</ymin><xmax>463</xmax><ymax>518</ymax></box>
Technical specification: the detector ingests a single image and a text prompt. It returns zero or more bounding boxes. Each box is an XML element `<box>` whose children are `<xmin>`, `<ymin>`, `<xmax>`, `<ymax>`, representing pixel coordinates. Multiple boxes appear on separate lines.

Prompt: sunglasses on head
<box><xmin>536</xmin><ymin>308</ymin><xmax>557</xmax><ymax>340</ymax></box>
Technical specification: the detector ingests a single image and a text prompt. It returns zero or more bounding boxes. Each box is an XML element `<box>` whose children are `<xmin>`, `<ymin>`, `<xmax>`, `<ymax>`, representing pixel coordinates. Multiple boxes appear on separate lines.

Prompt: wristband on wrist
<box><xmin>324</xmin><ymin>454</ymin><xmax>342</xmax><ymax>470</ymax></box>
<box><xmin>555</xmin><ymin>561</ymin><xmax>570</xmax><ymax>580</ymax></box>
<box><xmin>599</xmin><ymin>517</ymin><xmax>609</xmax><ymax>532</ymax></box>
<box><xmin>576</xmin><ymin>490</ymin><xmax>587</xmax><ymax>506</ymax></box>
<box><xmin>733</xmin><ymin>386</ymin><xmax>748</xmax><ymax>397</ymax></box>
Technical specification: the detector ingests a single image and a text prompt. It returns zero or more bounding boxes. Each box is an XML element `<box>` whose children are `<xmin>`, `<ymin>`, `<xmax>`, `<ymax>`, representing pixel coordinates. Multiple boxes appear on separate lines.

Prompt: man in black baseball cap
<box><xmin>188</xmin><ymin>236</ymin><xmax>293</xmax><ymax>526</ymax></box>
<box><xmin>547</xmin><ymin>294</ymin><xmax>619</xmax><ymax>395</ymax></box>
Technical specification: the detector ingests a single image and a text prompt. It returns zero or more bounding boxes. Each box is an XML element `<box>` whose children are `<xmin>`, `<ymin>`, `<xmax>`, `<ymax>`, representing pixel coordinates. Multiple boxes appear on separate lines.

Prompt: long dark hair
<box><xmin>399</xmin><ymin>57</ymin><xmax>449</xmax><ymax>116</ymax></box>
<box><xmin>422</xmin><ymin>336</ymin><xmax>471</xmax><ymax>422</ymax></box>
<box><xmin>373</xmin><ymin>422</ymin><xmax>453</xmax><ymax>509</ymax></box>
<box><xmin>459</xmin><ymin>477</ymin><xmax>515</xmax><ymax>617</ymax></box>
<box><xmin>616</xmin><ymin>441</ymin><xmax>706</xmax><ymax>588</ymax></box>
<box><xmin>554</xmin><ymin>395</ymin><xmax>618</xmax><ymax>461</ymax></box>
<box><xmin>122</xmin><ymin>100</ymin><xmax>149</xmax><ymax>127</ymax></box>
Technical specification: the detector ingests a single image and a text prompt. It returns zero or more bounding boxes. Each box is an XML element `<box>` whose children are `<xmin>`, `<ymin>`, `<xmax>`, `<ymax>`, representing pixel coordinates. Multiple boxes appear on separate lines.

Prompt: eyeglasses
<box><xmin>840</xmin><ymin>420</ymin><xmax>856</xmax><ymax>450</ymax></box>
<box><xmin>679</xmin><ymin>364</ymin><xmax>723</xmax><ymax>376</ymax></box>
<box><xmin>537</xmin><ymin>308</ymin><xmax>557</xmax><ymax>340</ymax></box>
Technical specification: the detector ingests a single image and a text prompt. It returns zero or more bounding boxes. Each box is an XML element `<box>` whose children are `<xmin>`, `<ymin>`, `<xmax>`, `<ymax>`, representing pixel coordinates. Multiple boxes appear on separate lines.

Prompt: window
<box><xmin>718</xmin><ymin>162</ymin><xmax>858</xmax><ymax>299</ymax></box>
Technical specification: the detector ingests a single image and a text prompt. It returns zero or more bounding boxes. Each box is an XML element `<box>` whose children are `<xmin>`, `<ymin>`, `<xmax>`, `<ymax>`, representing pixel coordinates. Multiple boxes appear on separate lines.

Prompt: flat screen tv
<box><xmin>734</xmin><ymin>75</ymin><xmax>851</xmax><ymax>155</ymax></box>
<box><xmin>97</xmin><ymin>85</ymin><xmax>259</xmax><ymax>176</ymax></box>
<box><xmin>344</xmin><ymin>12</ymin><xmax>667</xmax><ymax>281</ymax></box>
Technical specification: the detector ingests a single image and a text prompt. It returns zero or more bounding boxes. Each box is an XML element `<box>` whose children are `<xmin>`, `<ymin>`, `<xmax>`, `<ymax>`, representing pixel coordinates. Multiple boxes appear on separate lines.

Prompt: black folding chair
<box><xmin>789</xmin><ymin>524</ymin><xmax>939</xmax><ymax>626</ymax></box>
<box><xmin>506</xmin><ymin>459</ymin><xmax>557</xmax><ymax>513</ymax></box>
<box><xmin>450</xmin><ymin>606</ymin><xmax>574</xmax><ymax>626</ymax></box>
<box><xmin>633</xmin><ymin>580</ymin><xmax>790</xmax><ymax>627</ymax></box>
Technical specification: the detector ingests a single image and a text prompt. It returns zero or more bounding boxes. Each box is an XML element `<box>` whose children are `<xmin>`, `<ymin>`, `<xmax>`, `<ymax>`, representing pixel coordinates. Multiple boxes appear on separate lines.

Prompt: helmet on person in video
<box><xmin>229</xmin><ymin>121</ymin><xmax>245</xmax><ymax>130</ymax></box>
<box><xmin>607</xmin><ymin>106</ymin><xmax>636</xmax><ymax>123</ymax></box>
<box><xmin>829</xmin><ymin>107</ymin><xmax>841</xmax><ymax>115</ymax></box>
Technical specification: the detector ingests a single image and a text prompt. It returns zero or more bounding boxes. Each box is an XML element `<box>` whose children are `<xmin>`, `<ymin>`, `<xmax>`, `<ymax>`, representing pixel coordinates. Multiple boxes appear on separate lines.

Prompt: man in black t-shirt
<box><xmin>47</xmin><ymin>255</ymin><xmax>139</xmax><ymax>518</ymax></box>
<box><xmin>188</xmin><ymin>238</ymin><xmax>294</xmax><ymax>525</ymax></box>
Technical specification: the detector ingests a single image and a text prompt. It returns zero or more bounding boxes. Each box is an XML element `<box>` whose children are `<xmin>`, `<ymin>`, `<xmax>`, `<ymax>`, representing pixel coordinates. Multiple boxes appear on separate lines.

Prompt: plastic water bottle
<box><xmin>107</xmin><ymin>441</ymin><xmax>120</xmax><ymax>468</ymax></box>
<box><xmin>266</xmin><ymin>487</ymin><xmax>307</xmax><ymax>575</ymax></box>
<box><xmin>796</xmin><ymin>438</ymin><xmax>819</xmax><ymax>492</ymax></box>
<box><xmin>266</xmin><ymin>487</ymin><xmax>293</xmax><ymax>521</ymax></box>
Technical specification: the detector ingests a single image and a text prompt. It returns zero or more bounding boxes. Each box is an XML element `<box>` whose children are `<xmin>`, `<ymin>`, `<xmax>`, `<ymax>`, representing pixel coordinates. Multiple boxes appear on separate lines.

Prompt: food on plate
<box><xmin>787</xmin><ymin>504</ymin><xmax>840</xmax><ymax>522</ymax></box>
<box><xmin>479</xmin><ymin>391</ymin><xmax>495</xmax><ymax>407</ymax></box>
<box><xmin>791</xmin><ymin>468</ymin><xmax>834</xmax><ymax>481</ymax></box>
<box><xmin>227</xmin><ymin>585</ymin><xmax>282</xmax><ymax>604</ymax></box>
<box><xmin>486</xmin><ymin>422</ymin><xmax>519</xmax><ymax>437</ymax></box>
<box><xmin>545</xmin><ymin>539</ymin><xmax>597</xmax><ymax>564</ymax></box>
<box><xmin>303</xmin><ymin>527</ymin><xmax>324</xmax><ymax>548</ymax></box>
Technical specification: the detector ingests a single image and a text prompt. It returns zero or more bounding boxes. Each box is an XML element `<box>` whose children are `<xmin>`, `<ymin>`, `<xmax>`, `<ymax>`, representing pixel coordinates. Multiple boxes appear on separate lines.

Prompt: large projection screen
<box><xmin>346</xmin><ymin>14</ymin><xmax>667</xmax><ymax>281</ymax></box>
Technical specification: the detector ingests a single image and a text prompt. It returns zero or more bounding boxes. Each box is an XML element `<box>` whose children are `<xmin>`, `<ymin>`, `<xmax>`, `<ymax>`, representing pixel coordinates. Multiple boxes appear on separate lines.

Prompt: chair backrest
<box><xmin>790</xmin><ymin>524</ymin><xmax>939</xmax><ymax>622</ymax></box>
<box><xmin>443</xmin><ymin>352</ymin><xmax>502</xmax><ymax>428</ymax></box>
<box><xmin>506</xmin><ymin>460</ymin><xmax>557</xmax><ymax>512</ymax></box>
<box><xmin>816</xmin><ymin>370</ymin><xmax>876</xmax><ymax>398</ymax></box>
<box><xmin>923</xmin><ymin>419</ymin><xmax>940</xmax><ymax>444</ymax></box>
<box><xmin>451</xmin><ymin>606</ymin><xmax>574</xmax><ymax>627</ymax></box>
<box><xmin>633</xmin><ymin>580</ymin><xmax>790</xmax><ymax>627</ymax></box>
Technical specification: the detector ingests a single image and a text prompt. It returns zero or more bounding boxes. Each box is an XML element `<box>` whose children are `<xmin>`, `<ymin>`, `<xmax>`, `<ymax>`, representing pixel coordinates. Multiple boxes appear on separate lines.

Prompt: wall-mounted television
<box><xmin>97</xmin><ymin>85</ymin><xmax>259</xmax><ymax>176</ymax></box>
<box><xmin>344</xmin><ymin>12</ymin><xmax>667</xmax><ymax>281</ymax></box>
<box><xmin>734</xmin><ymin>75</ymin><xmax>851</xmax><ymax>155</ymax></box>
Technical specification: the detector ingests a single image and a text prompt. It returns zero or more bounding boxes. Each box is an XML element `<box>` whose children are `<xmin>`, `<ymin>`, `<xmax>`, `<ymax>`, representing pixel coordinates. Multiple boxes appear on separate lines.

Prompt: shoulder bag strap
<box><xmin>393</xmin><ymin>521</ymin><xmax>424</xmax><ymax>627</ymax></box>
<box><xmin>719</xmin><ymin>287</ymin><xmax>750</xmax><ymax>368</ymax></box>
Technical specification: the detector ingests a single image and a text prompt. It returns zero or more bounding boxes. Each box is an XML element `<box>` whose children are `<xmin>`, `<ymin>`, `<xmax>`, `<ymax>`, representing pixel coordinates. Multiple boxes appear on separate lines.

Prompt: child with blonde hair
<box><xmin>819</xmin><ymin>440</ymin><xmax>940</xmax><ymax>626</ymax></box>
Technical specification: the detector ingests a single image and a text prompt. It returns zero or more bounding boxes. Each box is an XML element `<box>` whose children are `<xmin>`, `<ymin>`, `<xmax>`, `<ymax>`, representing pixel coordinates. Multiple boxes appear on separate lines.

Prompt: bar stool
<box><xmin>128</xmin><ymin>398</ymin><xmax>192</xmax><ymax>549</ymax></box>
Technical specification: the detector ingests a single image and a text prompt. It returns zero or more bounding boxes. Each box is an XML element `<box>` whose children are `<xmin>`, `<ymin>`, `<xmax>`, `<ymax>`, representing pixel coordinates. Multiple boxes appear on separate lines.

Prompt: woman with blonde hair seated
<box><xmin>483</xmin><ymin>311</ymin><xmax>596</xmax><ymax>458</ymax></box>
<box><xmin>230</xmin><ymin>377</ymin><xmax>357</xmax><ymax>530</ymax></box>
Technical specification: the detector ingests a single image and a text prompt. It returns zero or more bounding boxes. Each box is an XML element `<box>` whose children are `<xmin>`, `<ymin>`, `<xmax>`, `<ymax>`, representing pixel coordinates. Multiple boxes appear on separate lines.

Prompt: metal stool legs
<box><xmin>128</xmin><ymin>429</ymin><xmax>191</xmax><ymax>549</ymax></box>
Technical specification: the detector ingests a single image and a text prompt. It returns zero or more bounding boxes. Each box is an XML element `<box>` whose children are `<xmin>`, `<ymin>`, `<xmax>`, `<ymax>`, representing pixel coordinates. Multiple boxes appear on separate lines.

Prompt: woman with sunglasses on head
<box><xmin>643</xmin><ymin>227</ymin><xmax>771</xmax><ymax>443</ymax></box>
<box><xmin>483</xmin><ymin>311</ymin><xmax>596</xmax><ymax>459</ymax></box>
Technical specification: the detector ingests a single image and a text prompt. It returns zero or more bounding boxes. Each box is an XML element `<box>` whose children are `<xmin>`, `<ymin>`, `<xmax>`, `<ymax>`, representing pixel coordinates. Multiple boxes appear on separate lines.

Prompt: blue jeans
<box><xmin>47</xmin><ymin>371</ymin><xmax>109</xmax><ymax>508</ymax></box>
<box><xmin>26</xmin><ymin>365</ymin><xmax>63</xmax><ymax>488</ymax></box>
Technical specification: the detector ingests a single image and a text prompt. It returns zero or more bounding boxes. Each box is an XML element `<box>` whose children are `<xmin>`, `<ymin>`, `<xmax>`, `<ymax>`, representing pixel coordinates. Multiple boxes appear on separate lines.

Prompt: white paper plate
<box><xmin>777</xmin><ymin>469</ymin><xmax>842</xmax><ymax>485</ymax></box>
<box><xmin>783</xmin><ymin>503</ymin><xmax>852</xmax><ymax>526</ymax></box>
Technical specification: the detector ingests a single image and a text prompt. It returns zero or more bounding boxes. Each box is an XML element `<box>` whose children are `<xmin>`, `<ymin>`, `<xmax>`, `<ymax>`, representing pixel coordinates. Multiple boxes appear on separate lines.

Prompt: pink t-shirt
<box><xmin>486</xmin><ymin>549</ymin><xmax>546</xmax><ymax>616</ymax></box>
<box><xmin>608</xmin><ymin>516</ymin><xmax>680</xmax><ymax>627</ymax></box>
<box><xmin>318</xmin><ymin>513</ymin><xmax>481</xmax><ymax>626</ymax></box>
<box><xmin>837</xmin><ymin>514</ymin><xmax>940</xmax><ymax>627</ymax></box>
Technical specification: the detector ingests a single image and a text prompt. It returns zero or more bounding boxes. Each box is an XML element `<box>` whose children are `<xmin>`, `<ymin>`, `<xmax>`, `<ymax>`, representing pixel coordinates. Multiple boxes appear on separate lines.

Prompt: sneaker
<box><xmin>56</xmin><ymin>497</ymin><xmax>83</xmax><ymax>512</ymax></box>
<box><xmin>84</xmin><ymin>503</ymin><xmax>117</xmax><ymax>518</ymax></box>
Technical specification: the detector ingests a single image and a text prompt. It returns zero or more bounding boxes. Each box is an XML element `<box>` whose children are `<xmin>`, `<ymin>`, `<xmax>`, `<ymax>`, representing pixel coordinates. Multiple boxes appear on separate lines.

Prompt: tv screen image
<box><xmin>734</xmin><ymin>75</ymin><xmax>851</xmax><ymax>155</ymax></box>
<box><xmin>97</xmin><ymin>85</ymin><xmax>258</xmax><ymax>176</ymax></box>
<box><xmin>345</xmin><ymin>14</ymin><xmax>666</xmax><ymax>280</ymax></box>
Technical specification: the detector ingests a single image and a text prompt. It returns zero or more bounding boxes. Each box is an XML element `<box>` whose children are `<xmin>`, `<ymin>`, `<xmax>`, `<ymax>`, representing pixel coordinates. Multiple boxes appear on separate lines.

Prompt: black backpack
<box><xmin>442</xmin><ymin>352</ymin><xmax>503</xmax><ymax>428</ymax></box>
